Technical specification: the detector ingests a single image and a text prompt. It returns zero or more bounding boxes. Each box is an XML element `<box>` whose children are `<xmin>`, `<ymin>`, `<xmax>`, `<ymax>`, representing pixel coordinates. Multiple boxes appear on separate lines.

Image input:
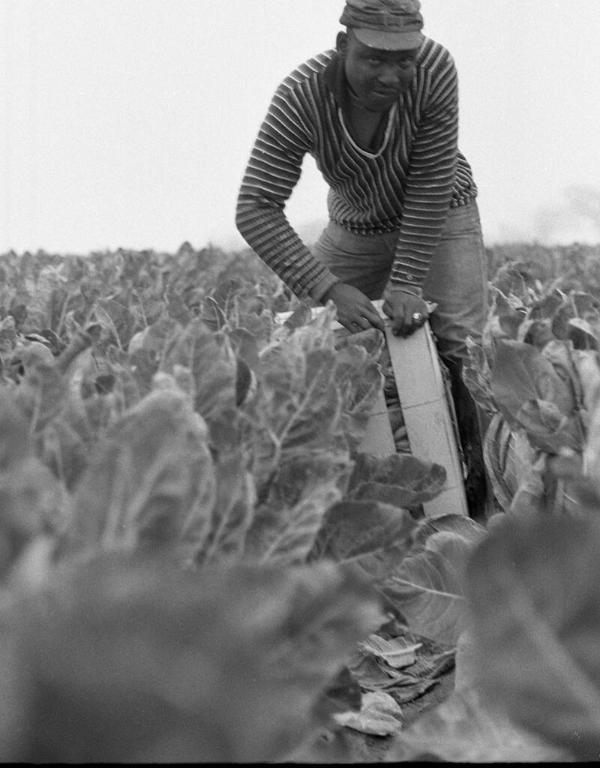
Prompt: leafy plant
<box><xmin>0</xmin><ymin>553</ymin><xmax>383</xmax><ymax>763</ymax></box>
<box><xmin>466</xmin><ymin>270</ymin><xmax>600</xmax><ymax>516</ymax></box>
<box><xmin>380</xmin><ymin>515</ymin><xmax>486</xmax><ymax>646</ymax></box>
<box><xmin>9</xmin><ymin>241</ymin><xmax>600</xmax><ymax>763</ymax></box>
<box><xmin>466</xmin><ymin>512</ymin><xmax>600</xmax><ymax>761</ymax></box>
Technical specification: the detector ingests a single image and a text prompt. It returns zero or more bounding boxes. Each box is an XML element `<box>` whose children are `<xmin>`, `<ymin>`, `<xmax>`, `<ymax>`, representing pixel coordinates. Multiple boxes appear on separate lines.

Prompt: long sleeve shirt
<box><xmin>236</xmin><ymin>37</ymin><xmax>478</xmax><ymax>302</ymax></box>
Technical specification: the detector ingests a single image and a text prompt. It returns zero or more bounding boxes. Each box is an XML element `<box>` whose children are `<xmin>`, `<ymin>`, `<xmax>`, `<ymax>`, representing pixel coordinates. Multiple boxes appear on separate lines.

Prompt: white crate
<box><xmin>276</xmin><ymin>301</ymin><xmax>468</xmax><ymax>518</ymax></box>
<box><xmin>367</xmin><ymin>320</ymin><xmax>468</xmax><ymax>518</ymax></box>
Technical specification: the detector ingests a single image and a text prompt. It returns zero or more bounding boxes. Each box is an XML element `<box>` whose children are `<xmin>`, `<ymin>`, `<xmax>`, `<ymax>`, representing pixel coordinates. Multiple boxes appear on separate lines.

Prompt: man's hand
<box><xmin>322</xmin><ymin>282</ymin><xmax>385</xmax><ymax>333</ymax></box>
<box><xmin>382</xmin><ymin>285</ymin><xmax>429</xmax><ymax>337</ymax></box>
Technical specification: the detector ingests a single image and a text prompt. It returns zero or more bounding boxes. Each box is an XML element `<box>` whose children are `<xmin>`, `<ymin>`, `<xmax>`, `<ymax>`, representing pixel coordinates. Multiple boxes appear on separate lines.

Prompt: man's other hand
<box><xmin>382</xmin><ymin>286</ymin><xmax>429</xmax><ymax>337</ymax></box>
<box><xmin>321</xmin><ymin>283</ymin><xmax>385</xmax><ymax>333</ymax></box>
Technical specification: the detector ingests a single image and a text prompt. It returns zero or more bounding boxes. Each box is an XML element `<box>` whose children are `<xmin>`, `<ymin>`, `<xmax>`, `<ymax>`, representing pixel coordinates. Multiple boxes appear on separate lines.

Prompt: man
<box><xmin>236</xmin><ymin>0</ymin><xmax>489</xmax><ymax>515</ymax></box>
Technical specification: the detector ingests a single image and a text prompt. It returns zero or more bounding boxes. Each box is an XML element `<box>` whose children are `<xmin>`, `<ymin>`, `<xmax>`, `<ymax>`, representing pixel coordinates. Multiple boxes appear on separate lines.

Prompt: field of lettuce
<box><xmin>0</xmin><ymin>239</ymin><xmax>599</xmax><ymax>761</ymax></box>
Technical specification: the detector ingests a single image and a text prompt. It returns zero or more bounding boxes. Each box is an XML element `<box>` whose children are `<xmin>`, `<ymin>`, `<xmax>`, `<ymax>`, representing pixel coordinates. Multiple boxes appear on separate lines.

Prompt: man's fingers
<box><xmin>391</xmin><ymin>312</ymin><xmax>424</xmax><ymax>337</ymax></box>
<box><xmin>346</xmin><ymin>303</ymin><xmax>385</xmax><ymax>332</ymax></box>
<box><xmin>348</xmin><ymin>318</ymin><xmax>367</xmax><ymax>332</ymax></box>
<box><xmin>391</xmin><ymin>318</ymin><xmax>408</xmax><ymax>337</ymax></box>
<box><xmin>361</xmin><ymin>307</ymin><xmax>385</xmax><ymax>331</ymax></box>
<box><xmin>344</xmin><ymin>314</ymin><xmax>384</xmax><ymax>333</ymax></box>
<box><xmin>384</xmin><ymin>290</ymin><xmax>430</xmax><ymax>337</ymax></box>
<box><xmin>348</xmin><ymin>315</ymin><xmax>383</xmax><ymax>333</ymax></box>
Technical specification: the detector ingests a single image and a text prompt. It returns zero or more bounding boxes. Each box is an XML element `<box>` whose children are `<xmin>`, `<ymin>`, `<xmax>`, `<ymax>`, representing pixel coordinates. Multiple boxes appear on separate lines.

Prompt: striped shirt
<box><xmin>236</xmin><ymin>38</ymin><xmax>478</xmax><ymax>301</ymax></box>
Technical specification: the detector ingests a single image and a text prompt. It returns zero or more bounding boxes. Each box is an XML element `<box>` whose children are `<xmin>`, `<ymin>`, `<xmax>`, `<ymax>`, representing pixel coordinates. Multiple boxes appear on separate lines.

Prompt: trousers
<box><xmin>313</xmin><ymin>200</ymin><xmax>488</xmax><ymax>363</ymax></box>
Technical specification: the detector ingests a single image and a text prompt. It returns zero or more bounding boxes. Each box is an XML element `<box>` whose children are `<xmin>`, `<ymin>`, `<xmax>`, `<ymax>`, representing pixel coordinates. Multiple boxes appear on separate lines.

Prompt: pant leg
<box><xmin>423</xmin><ymin>200</ymin><xmax>488</xmax><ymax>363</ymax></box>
<box><xmin>422</xmin><ymin>201</ymin><xmax>490</xmax><ymax>519</ymax></box>
<box><xmin>313</xmin><ymin>222</ymin><xmax>397</xmax><ymax>300</ymax></box>
<box><xmin>315</xmin><ymin>209</ymin><xmax>490</xmax><ymax>518</ymax></box>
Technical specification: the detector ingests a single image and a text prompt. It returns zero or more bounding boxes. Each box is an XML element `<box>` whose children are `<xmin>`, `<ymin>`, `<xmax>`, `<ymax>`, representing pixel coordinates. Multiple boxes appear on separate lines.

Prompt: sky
<box><xmin>3</xmin><ymin>0</ymin><xmax>600</xmax><ymax>255</ymax></box>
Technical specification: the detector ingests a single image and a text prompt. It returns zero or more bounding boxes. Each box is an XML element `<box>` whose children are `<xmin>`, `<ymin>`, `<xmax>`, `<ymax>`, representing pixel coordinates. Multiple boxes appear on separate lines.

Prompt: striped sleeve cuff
<box><xmin>388</xmin><ymin>270</ymin><xmax>425</xmax><ymax>296</ymax></box>
<box><xmin>387</xmin><ymin>280</ymin><xmax>423</xmax><ymax>298</ymax></box>
<box><xmin>309</xmin><ymin>273</ymin><xmax>341</xmax><ymax>304</ymax></box>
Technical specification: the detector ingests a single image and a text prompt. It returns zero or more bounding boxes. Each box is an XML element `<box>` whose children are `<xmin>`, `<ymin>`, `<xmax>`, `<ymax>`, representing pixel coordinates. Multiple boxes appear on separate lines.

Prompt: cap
<box><xmin>339</xmin><ymin>0</ymin><xmax>424</xmax><ymax>51</ymax></box>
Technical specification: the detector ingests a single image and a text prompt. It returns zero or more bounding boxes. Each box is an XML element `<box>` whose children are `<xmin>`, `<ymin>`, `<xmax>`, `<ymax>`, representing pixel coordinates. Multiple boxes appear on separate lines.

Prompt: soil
<box><xmin>336</xmin><ymin>660</ymin><xmax>456</xmax><ymax>762</ymax></box>
<box><xmin>299</xmin><ymin>628</ymin><xmax>457</xmax><ymax>763</ymax></box>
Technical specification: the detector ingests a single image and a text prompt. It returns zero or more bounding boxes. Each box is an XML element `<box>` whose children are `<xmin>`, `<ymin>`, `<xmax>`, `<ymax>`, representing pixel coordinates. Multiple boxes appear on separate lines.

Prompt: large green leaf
<box><xmin>529</xmin><ymin>289</ymin><xmax>564</xmax><ymax>321</ymax></box>
<box><xmin>410</xmin><ymin>514</ymin><xmax>487</xmax><ymax>548</ymax></box>
<box><xmin>260</xmin><ymin>448</ymin><xmax>351</xmax><ymax>510</ymax></box>
<box><xmin>508</xmin><ymin>454</ymin><xmax>549</xmax><ymax>517</ymax></box>
<box><xmin>0</xmin><ymin>456</ymin><xmax>72</xmax><ymax>543</ymax></box>
<box><xmin>494</xmin><ymin>290</ymin><xmax>527</xmax><ymax>339</ymax></box>
<box><xmin>483</xmin><ymin>412</ymin><xmax>537</xmax><ymax>512</ymax></box>
<box><xmin>258</xmin><ymin>344</ymin><xmax>341</xmax><ymax>450</ymax></box>
<box><xmin>584</xmin><ymin>396</ymin><xmax>600</xmax><ymax>481</ymax></box>
<box><xmin>246</xmin><ymin>325</ymin><xmax>350</xmax><ymax>503</ymax></box>
<box><xmin>195</xmin><ymin>446</ymin><xmax>255</xmax><ymax>566</ymax></box>
<box><xmin>542</xmin><ymin>340</ymin><xmax>585</xmax><ymax>410</ymax></box>
<box><xmin>521</xmin><ymin>318</ymin><xmax>556</xmax><ymax>349</ymax></box>
<box><xmin>21</xmin><ymin>265</ymin><xmax>65</xmax><ymax>328</ymax></box>
<box><xmin>515</xmin><ymin>399</ymin><xmax>584</xmax><ymax>453</ymax></box>
<box><xmin>165</xmin><ymin>322</ymin><xmax>237</xmax><ymax>422</ymax></box>
<box><xmin>0</xmin><ymin>391</ymin><xmax>70</xmax><ymax>573</ymax></box>
<box><xmin>462</xmin><ymin>337</ymin><xmax>497</xmax><ymax>416</ymax></box>
<box><xmin>94</xmin><ymin>297</ymin><xmax>141</xmax><ymax>350</ymax></box>
<box><xmin>381</xmin><ymin>515</ymin><xmax>486</xmax><ymax>646</ymax></box>
<box><xmin>309</xmin><ymin>500</ymin><xmax>416</xmax><ymax>578</ymax></box>
<box><xmin>246</xmin><ymin>450</ymin><xmax>349</xmax><ymax>566</ymax></box>
<box><xmin>0</xmin><ymin>390</ymin><xmax>31</xmax><ymax>471</ymax></box>
<box><xmin>467</xmin><ymin>513</ymin><xmax>600</xmax><ymax>760</ymax></box>
<box><xmin>568</xmin><ymin>317</ymin><xmax>598</xmax><ymax>351</ymax></box>
<box><xmin>572</xmin><ymin>349</ymin><xmax>600</xmax><ymax>414</ymax></box>
<box><xmin>491</xmin><ymin>340</ymin><xmax>576</xmax><ymax>426</ymax></box>
<box><xmin>348</xmin><ymin>453</ymin><xmax>447</xmax><ymax>508</ymax></box>
<box><xmin>65</xmin><ymin>388</ymin><xmax>216</xmax><ymax>554</ymax></box>
<box><xmin>14</xmin><ymin>357</ymin><xmax>67</xmax><ymax>432</ymax></box>
<box><xmin>4</xmin><ymin>554</ymin><xmax>383</xmax><ymax>762</ymax></box>
<box><xmin>334</xmin><ymin>331</ymin><xmax>385</xmax><ymax>452</ymax></box>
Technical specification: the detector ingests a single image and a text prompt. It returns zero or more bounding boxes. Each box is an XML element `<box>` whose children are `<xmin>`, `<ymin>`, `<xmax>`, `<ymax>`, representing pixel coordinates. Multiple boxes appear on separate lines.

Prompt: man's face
<box><xmin>339</xmin><ymin>30</ymin><xmax>419</xmax><ymax>111</ymax></box>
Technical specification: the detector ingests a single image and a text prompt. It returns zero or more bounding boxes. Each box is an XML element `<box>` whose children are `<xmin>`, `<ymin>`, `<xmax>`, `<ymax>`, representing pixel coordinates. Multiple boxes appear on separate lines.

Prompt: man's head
<box><xmin>339</xmin><ymin>0</ymin><xmax>424</xmax><ymax>52</ymax></box>
<box><xmin>337</xmin><ymin>0</ymin><xmax>423</xmax><ymax>111</ymax></box>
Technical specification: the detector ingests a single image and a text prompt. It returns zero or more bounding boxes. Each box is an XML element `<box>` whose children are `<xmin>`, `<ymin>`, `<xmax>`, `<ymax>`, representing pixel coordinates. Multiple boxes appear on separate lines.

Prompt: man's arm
<box><xmin>384</xmin><ymin>47</ymin><xmax>459</xmax><ymax>334</ymax></box>
<box><xmin>390</xmin><ymin>48</ymin><xmax>459</xmax><ymax>290</ymax></box>
<box><xmin>235</xmin><ymin>85</ymin><xmax>339</xmax><ymax>303</ymax></box>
